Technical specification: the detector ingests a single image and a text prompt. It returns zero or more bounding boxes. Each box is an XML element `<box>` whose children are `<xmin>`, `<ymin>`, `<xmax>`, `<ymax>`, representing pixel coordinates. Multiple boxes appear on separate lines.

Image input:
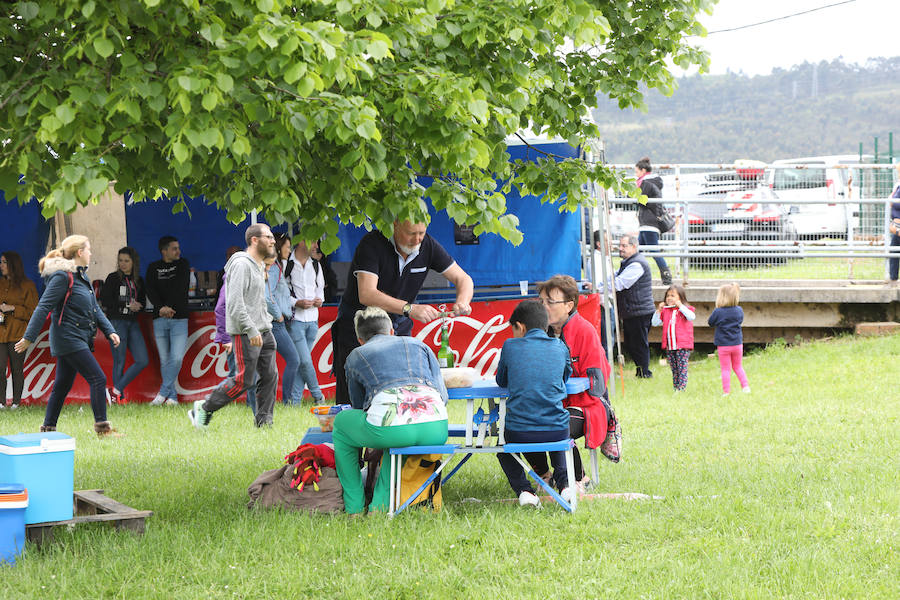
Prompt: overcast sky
<box><xmin>688</xmin><ymin>0</ymin><xmax>900</xmax><ymax>76</ymax></box>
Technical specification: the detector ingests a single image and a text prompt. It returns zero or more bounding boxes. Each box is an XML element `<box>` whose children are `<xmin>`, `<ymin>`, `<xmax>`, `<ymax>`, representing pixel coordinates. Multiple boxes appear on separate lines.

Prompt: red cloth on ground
<box><xmin>560</xmin><ymin>311</ymin><xmax>611</xmax><ymax>449</ymax></box>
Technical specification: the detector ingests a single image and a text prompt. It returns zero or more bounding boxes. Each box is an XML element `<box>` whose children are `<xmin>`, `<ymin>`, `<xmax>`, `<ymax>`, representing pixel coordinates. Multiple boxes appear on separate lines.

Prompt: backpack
<box><xmin>399</xmin><ymin>454</ymin><xmax>443</xmax><ymax>511</ymax></box>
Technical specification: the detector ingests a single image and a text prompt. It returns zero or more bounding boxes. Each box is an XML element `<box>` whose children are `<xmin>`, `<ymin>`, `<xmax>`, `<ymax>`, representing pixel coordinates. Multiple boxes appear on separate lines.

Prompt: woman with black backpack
<box><xmin>15</xmin><ymin>235</ymin><xmax>122</xmax><ymax>437</ymax></box>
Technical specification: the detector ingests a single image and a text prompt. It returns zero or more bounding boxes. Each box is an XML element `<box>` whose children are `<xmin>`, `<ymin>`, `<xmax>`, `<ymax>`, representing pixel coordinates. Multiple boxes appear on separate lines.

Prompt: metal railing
<box><xmin>593</xmin><ymin>162</ymin><xmax>900</xmax><ymax>281</ymax></box>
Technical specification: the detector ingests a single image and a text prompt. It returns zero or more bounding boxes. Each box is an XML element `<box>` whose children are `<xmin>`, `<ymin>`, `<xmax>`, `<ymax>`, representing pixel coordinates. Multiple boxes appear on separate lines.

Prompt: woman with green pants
<box><xmin>332</xmin><ymin>306</ymin><xmax>448</xmax><ymax>514</ymax></box>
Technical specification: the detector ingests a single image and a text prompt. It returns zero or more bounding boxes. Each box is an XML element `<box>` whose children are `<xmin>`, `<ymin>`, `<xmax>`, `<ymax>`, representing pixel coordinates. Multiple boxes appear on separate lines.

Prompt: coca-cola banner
<box><xmin>6</xmin><ymin>295</ymin><xmax>603</xmax><ymax>405</ymax></box>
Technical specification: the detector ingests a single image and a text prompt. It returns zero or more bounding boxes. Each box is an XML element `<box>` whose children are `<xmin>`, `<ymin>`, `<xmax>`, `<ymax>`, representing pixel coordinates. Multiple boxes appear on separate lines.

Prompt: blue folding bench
<box><xmin>388</xmin><ymin>439</ymin><xmax>578</xmax><ymax>515</ymax></box>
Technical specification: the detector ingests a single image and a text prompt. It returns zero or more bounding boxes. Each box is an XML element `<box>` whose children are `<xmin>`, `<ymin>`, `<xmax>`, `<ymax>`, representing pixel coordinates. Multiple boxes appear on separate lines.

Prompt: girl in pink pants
<box><xmin>707</xmin><ymin>283</ymin><xmax>750</xmax><ymax>395</ymax></box>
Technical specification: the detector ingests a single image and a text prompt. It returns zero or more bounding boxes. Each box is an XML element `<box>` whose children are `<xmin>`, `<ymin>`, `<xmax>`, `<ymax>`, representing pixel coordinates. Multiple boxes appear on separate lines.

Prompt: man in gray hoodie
<box><xmin>189</xmin><ymin>223</ymin><xmax>278</xmax><ymax>429</ymax></box>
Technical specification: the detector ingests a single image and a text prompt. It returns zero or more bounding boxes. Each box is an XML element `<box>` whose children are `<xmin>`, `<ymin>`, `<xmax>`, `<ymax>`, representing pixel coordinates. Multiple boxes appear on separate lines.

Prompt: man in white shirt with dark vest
<box><xmin>284</xmin><ymin>239</ymin><xmax>325</xmax><ymax>402</ymax></box>
<box><xmin>614</xmin><ymin>234</ymin><xmax>655</xmax><ymax>379</ymax></box>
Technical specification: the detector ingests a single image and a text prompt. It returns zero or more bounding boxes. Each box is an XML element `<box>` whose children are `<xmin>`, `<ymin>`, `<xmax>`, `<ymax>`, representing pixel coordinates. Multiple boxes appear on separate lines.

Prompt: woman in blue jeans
<box><xmin>99</xmin><ymin>247</ymin><xmax>149</xmax><ymax>404</ymax></box>
<box><xmin>266</xmin><ymin>244</ymin><xmax>301</xmax><ymax>405</ymax></box>
<box><xmin>17</xmin><ymin>235</ymin><xmax>122</xmax><ymax>436</ymax></box>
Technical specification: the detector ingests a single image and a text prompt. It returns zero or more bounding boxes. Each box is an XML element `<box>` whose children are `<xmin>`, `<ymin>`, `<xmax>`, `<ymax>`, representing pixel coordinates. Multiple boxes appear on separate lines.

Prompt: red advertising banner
<box><xmin>5</xmin><ymin>295</ymin><xmax>604</xmax><ymax>405</ymax></box>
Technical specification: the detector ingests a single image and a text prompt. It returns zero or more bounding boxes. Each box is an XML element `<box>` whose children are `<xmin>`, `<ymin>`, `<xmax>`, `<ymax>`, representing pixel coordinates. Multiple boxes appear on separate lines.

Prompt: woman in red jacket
<box><xmin>651</xmin><ymin>284</ymin><xmax>695</xmax><ymax>391</ymax></box>
<box><xmin>536</xmin><ymin>275</ymin><xmax>612</xmax><ymax>489</ymax></box>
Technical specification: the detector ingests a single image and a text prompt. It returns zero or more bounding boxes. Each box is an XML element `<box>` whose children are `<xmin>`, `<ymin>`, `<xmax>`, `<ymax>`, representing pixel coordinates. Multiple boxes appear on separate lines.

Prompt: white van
<box><xmin>766</xmin><ymin>156</ymin><xmax>863</xmax><ymax>239</ymax></box>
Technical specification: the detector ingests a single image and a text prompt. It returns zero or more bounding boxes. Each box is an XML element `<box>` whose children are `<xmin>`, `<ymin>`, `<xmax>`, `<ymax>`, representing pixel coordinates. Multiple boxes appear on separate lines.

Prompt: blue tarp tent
<box><xmin>331</xmin><ymin>138</ymin><xmax>582</xmax><ymax>285</ymax></box>
<box><xmin>5</xmin><ymin>138</ymin><xmax>583</xmax><ymax>287</ymax></box>
<box><xmin>0</xmin><ymin>191</ymin><xmax>52</xmax><ymax>291</ymax></box>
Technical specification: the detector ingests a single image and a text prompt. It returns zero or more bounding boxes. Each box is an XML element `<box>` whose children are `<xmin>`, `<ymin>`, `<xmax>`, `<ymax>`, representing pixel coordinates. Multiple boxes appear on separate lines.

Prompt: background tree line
<box><xmin>593</xmin><ymin>57</ymin><xmax>900</xmax><ymax>164</ymax></box>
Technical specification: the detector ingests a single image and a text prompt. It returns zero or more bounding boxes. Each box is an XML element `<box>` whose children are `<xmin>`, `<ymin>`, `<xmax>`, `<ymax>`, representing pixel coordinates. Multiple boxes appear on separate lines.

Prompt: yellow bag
<box><xmin>399</xmin><ymin>454</ymin><xmax>442</xmax><ymax>511</ymax></box>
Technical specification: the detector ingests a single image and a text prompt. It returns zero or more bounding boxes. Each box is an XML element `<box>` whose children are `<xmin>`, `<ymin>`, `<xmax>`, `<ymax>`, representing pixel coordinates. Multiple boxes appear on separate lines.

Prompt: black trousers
<box><xmin>528</xmin><ymin>408</ymin><xmax>587</xmax><ymax>482</ymax></box>
<box><xmin>44</xmin><ymin>348</ymin><xmax>107</xmax><ymax>427</ymax></box>
<box><xmin>621</xmin><ymin>313</ymin><xmax>653</xmax><ymax>376</ymax></box>
<box><xmin>0</xmin><ymin>341</ymin><xmax>26</xmax><ymax>405</ymax></box>
<box><xmin>497</xmin><ymin>428</ymin><xmax>571</xmax><ymax>495</ymax></box>
<box><xmin>330</xmin><ymin>318</ymin><xmax>360</xmax><ymax>407</ymax></box>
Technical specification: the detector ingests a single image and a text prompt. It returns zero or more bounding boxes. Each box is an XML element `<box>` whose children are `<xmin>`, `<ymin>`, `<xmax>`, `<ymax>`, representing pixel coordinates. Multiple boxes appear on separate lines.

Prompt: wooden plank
<box><xmin>25</xmin><ymin>490</ymin><xmax>153</xmax><ymax>546</ymax></box>
<box><xmin>75</xmin><ymin>489</ymin><xmax>141</xmax><ymax>516</ymax></box>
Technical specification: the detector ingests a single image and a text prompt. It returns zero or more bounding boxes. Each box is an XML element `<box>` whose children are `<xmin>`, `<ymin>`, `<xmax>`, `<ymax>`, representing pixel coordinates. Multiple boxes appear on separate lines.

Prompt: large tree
<box><xmin>1</xmin><ymin>0</ymin><xmax>712</xmax><ymax>250</ymax></box>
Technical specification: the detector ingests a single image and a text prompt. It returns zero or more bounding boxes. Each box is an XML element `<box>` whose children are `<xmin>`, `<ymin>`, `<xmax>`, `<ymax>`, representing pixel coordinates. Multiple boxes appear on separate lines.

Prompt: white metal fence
<box><xmin>593</xmin><ymin>161</ymin><xmax>900</xmax><ymax>281</ymax></box>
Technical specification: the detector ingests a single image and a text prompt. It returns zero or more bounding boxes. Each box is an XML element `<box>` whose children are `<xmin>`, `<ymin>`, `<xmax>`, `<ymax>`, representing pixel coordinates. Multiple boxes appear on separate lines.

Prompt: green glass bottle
<box><xmin>438</xmin><ymin>322</ymin><xmax>455</xmax><ymax>368</ymax></box>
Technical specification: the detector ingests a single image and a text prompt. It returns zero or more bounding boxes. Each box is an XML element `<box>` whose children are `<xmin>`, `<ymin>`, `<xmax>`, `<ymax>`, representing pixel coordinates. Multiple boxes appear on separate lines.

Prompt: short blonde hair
<box><xmin>716</xmin><ymin>282</ymin><xmax>741</xmax><ymax>308</ymax></box>
<box><xmin>39</xmin><ymin>235</ymin><xmax>89</xmax><ymax>272</ymax></box>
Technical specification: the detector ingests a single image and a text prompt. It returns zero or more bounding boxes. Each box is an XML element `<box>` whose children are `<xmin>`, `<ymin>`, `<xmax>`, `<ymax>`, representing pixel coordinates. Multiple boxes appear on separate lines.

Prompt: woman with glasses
<box><xmin>535</xmin><ymin>275</ymin><xmax>612</xmax><ymax>490</ymax></box>
<box><xmin>0</xmin><ymin>251</ymin><xmax>38</xmax><ymax>409</ymax></box>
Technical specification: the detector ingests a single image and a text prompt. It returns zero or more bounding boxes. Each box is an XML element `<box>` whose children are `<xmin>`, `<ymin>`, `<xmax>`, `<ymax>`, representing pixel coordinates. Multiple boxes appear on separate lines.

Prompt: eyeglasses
<box><xmin>538</xmin><ymin>297</ymin><xmax>568</xmax><ymax>306</ymax></box>
<box><xmin>257</xmin><ymin>234</ymin><xmax>275</xmax><ymax>240</ymax></box>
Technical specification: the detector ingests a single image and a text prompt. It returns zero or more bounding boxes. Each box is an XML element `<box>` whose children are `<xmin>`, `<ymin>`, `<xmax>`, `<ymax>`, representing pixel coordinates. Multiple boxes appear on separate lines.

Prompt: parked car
<box><xmin>684</xmin><ymin>171</ymin><xmax>798</xmax><ymax>267</ymax></box>
<box><xmin>765</xmin><ymin>156</ymin><xmax>862</xmax><ymax>240</ymax></box>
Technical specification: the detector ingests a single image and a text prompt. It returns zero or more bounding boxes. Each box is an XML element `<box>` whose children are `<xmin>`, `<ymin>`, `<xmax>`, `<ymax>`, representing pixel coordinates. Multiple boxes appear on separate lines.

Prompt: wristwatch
<box><xmin>402</xmin><ymin>303</ymin><xmax>412</xmax><ymax>317</ymax></box>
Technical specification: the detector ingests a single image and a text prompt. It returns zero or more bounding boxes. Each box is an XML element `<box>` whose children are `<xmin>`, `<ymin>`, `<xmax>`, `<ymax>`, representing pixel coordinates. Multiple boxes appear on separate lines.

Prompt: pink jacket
<box><xmin>659</xmin><ymin>304</ymin><xmax>694</xmax><ymax>350</ymax></box>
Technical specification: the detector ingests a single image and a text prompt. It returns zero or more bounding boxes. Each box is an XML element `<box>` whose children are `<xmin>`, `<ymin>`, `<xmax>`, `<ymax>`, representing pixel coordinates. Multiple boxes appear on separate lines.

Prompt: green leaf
<box><xmin>86</xmin><ymin>178</ymin><xmax>108</xmax><ymax>196</ymax></box>
<box><xmin>297</xmin><ymin>76</ymin><xmax>315</xmax><ymax>97</ymax></box>
<box><xmin>283</xmin><ymin>62</ymin><xmax>306</xmax><ymax>84</ymax></box>
<box><xmin>172</xmin><ymin>142</ymin><xmax>189</xmax><ymax>163</ymax></box>
<box><xmin>366</xmin><ymin>39</ymin><xmax>390</xmax><ymax>60</ymax></box>
<box><xmin>336</xmin><ymin>0</ymin><xmax>351</xmax><ymax>13</ymax></box>
<box><xmin>258</xmin><ymin>29</ymin><xmax>278</xmax><ymax>49</ymax></box>
<box><xmin>219</xmin><ymin>155</ymin><xmax>234</xmax><ymax>175</ymax></box>
<box><xmin>144</xmin><ymin>0</ymin><xmax>161</xmax><ymax>7</ymax></box>
<box><xmin>177</xmin><ymin>76</ymin><xmax>194</xmax><ymax>92</ymax></box>
<box><xmin>256</xmin><ymin>0</ymin><xmax>273</xmax><ymax>11</ymax></box>
<box><xmin>18</xmin><ymin>2</ymin><xmax>39</xmax><ymax>21</ymax></box>
<box><xmin>289</xmin><ymin>113</ymin><xmax>308</xmax><ymax>132</ymax></box>
<box><xmin>433</xmin><ymin>33</ymin><xmax>450</xmax><ymax>49</ymax></box>
<box><xmin>202</xmin><ymin>92</ymin><xmax>218</xmax><ymax>111</ymax></box>
<box><xmin>356</xmin><ymin>120</ymin><xmax>376</xmax><ymax>140</ymax></box>
<box><xmin>215</xmin><ymin>73</ymin><xmax>234</xmax><ymax>93</ymax></box>
<box><xmin>93</xmin><ymin>38</ymin><xmax>114</xmax><ymax>59</ymax></box>
<box><xmin>426</xmin><ymin>0</ymin><xmax>443</xmax><ymax>13</ymax></box>
<box><xmin>365</xmin><ymin>12</ymin><xmax>383</xmax><ymax>28</ymax></box>
<box><xmin>55</xmin><ymin>104</ymin><xmax>76</xmax><ymax>125</ymax></box>
<box><xmin>82</xmin><ymin>0</ymin><xmax>95</xmax><ymax>18</ymax></box>
<box><xmin>468</xmin><ymin>99</ymin><xmax>488</xmax><ymax>122</ymax></box>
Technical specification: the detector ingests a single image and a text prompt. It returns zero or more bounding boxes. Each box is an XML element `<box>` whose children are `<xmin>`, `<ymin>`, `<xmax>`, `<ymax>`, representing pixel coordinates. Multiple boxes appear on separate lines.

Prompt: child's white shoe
<box><xmin>560</xmin><ymin>487</ymin><xmax>576</xmax><ymax>505</ymax></box>
<box><xmin>742</xmin><ymin>386</ymin><xmax>751</xmax><ymax>393</ymax></box>
<box><xmin>518</xmin><ymin>491</ymin><xmax>540</xmax><ymax>507</ymax></box>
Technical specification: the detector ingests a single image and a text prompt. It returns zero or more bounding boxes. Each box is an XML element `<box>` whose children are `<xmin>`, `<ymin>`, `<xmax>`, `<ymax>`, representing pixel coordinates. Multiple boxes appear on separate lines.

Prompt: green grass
<box><xmin>3</xmin><ymin>333</ymin><xmax>899</xmax><ymax>598</ymax></box>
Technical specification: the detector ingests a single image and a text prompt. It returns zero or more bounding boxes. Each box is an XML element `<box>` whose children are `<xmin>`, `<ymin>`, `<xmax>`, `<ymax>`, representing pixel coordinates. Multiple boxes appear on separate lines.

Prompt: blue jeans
<box><xmin>272</xmin><ymin>320</ymin><xmax>300</xmax><ymax>404</ymax></box>
<box><xmin>226</xmin><ymin>350</ymin><xmax>256</xmax><ymax>414</ymax></box>
<box><xmin>109</xmin><ymin>319</ymin><xmax>149</xmax><ymax>393</ymax></box>
<box><xmin>638</xmin><ymin>230</ymin><xmax>670</xmax><ymax>275</ymax></box>
<box><xmin>289</xmin><ymin>320</ymin><xmax>323</xmax><ymax>401</ymax></box>
<box><xmin>152</xmin><ymin>318</ymin><xmax>188</xmax><ymax>399</ymax></box>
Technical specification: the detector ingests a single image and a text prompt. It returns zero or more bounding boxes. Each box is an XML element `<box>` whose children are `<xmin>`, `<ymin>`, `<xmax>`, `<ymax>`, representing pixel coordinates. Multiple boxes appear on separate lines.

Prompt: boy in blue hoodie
<box><xmin>495</xmin><ymin>299</ymin><xmax>573</xmax><ymax>507</ymax></box>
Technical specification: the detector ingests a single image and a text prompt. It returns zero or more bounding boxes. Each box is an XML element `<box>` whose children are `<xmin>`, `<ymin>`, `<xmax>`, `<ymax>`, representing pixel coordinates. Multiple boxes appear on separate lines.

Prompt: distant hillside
<box><xmin>592</xmin><ymin>57</ymin><xmax>900</xmax><ymax>164</ymax></box>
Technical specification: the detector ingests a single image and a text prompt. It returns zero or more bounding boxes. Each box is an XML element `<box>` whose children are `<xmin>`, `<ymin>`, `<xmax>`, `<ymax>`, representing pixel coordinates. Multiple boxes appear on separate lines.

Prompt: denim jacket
<box><xmin>267</xmin><ymin>262</ymin><xmax>293</xmax><ymax>320</ymax></box>
<box><xmin>344</xmin><ymin>334</ymin><xmax>448</xmax><ymax>411</ymax></box>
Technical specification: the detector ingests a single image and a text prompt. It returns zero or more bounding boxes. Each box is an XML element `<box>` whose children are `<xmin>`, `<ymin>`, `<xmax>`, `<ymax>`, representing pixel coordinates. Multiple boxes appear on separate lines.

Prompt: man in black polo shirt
<box><xmin>332</xmin><ymin>218</ymin><xmax>474</xmax><ymax>406</ymax></box>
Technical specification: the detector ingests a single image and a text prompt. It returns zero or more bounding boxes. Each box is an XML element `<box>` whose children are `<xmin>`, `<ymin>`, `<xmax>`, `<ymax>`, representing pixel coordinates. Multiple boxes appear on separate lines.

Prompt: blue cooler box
<box><xmin>0</xmin><ymin>433</ymin><xmax>75</xmax><ymax>524</ymax></box>
<box><xmin>0</xmin><ymin>483</ymin><xmax>28</xmax><ymax>565</ymax></box>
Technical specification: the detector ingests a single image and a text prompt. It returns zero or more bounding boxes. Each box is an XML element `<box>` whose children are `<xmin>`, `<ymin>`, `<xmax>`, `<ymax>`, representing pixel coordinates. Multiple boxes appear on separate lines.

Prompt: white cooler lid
<box><xmin>0</xmin><ymin>432</ymin><xmax>76</xmax><ymax>454</ymax></box>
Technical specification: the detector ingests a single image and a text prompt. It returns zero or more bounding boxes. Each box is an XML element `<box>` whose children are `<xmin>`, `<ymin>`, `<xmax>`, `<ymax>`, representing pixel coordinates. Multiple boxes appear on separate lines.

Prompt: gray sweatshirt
<box><xmin>224</xmin><ymin>251</ymin><xmax>271</xmax><ymax>338</ymax></box>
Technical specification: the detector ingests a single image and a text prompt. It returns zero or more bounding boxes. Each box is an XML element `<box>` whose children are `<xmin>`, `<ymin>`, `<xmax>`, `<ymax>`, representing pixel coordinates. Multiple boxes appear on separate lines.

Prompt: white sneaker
<box><xmin>742</xmin><ymin>386</ymin><xmax>751</xmax><ymax>393</ymax></box>
<box><xmin>150</xmin><ymin>394</ymin><xmax>166</xmax><ymax>406</ymax></box>
<box><xmin>518</xmin><ymin>491</ymin><xmax>540</xmax><ymax>507</ymax></box>
<box><xmin>164</xmin><ymin>397</ymin><xmax>179</xmax><ymax>406</ymax></box>
<box><xmin>560</xmin><ymin>487</ymin><xmax>576</xmax><ymax>505</ymax></box>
